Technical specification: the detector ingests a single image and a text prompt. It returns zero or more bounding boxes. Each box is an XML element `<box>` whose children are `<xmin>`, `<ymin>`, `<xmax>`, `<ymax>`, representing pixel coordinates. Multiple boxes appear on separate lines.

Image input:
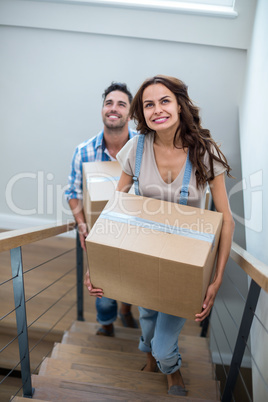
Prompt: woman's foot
<box><xmin>141</xmin><ymin>352</ymin><xmax>159</xmax><ymax>372</ymax></box>
<box><xmin>167</xmin><ymin>370</ymin><xmax>187</xmax><ymax>396</ymax></box>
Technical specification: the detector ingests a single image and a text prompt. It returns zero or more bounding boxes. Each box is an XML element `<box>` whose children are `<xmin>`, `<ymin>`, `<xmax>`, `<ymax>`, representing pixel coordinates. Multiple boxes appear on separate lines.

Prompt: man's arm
<box><xmin>69</xmin><ymin>198</ymin><xmax>88</xmax><ymax>251</ymax></box>
<box><xmin>65</xmin><ymin>145</ymin><xmax>89</xmax><ymax>250</ymax></box>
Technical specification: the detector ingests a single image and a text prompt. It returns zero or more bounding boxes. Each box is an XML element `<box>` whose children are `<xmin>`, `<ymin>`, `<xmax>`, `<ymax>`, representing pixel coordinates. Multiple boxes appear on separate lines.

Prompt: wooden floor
<box><xmin>0</xmin><ymin>235</ymin><xmax>219</xmax><ymax>401</ymax></box>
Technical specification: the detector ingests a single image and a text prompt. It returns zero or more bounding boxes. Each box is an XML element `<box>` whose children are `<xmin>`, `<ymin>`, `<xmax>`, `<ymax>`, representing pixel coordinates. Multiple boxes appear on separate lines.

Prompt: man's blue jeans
<box><xmin>138</xmin><ymin>307</ymin><xmax>186</xmax><ymax>375</ymax></box>
<box><xmin>96</xmin><ymin>297</ymin><xmax>130</xmax><ymax>325</ymax></box>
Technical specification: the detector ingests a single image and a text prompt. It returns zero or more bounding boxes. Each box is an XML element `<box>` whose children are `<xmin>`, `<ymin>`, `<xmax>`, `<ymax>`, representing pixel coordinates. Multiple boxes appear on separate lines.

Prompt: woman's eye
<box><xmin>144</xmin><ymin>103</ymin><xmax>153</xmax><ymax>108</ymax></box>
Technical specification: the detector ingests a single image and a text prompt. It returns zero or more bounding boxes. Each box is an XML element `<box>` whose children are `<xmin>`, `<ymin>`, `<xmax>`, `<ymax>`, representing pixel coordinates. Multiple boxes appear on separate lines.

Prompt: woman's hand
<box><xmin>195</xmin><ymin>281</ymin><xmax>220</xmax><ymax>322</ymax></box>
<box><xmin>195</xmin><ymin>173</ymin><xmax>234</xmax><ymax>321</ymax></box>
<box><xmin>84</xmin><ymin>270</ymin><xmax>103</xmax><ymax>298</ymax></box>
<box><xmin>194</xmin><ymin>173</ymin><xmax>235</xmax><ymax>323</ymax></box>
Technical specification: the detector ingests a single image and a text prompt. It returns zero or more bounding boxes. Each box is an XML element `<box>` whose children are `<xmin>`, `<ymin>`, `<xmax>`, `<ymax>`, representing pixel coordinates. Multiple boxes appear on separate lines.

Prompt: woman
<box><xmin>114</xmin><ymin>75</ymin><xmax>235</xmax><ymax>396</ymax></box>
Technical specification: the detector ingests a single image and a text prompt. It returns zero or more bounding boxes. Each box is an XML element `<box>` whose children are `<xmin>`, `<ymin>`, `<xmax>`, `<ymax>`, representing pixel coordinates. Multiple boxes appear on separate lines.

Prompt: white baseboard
<box><xmin>0</xmin><ymin>213</ymin><xmax>76</xmax><ymax>238</ymax></box>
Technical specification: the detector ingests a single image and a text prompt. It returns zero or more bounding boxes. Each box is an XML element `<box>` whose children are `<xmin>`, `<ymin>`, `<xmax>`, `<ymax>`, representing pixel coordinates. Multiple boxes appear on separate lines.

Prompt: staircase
<box><xmin>12</xmin><ymin>308</ymin><xmax>220</xmax><ymax>401</ymax></box>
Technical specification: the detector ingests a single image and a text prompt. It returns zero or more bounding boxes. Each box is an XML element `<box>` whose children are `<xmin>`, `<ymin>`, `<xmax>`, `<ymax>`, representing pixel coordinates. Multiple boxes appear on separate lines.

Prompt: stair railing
<box><xmin>0</xmin><ymin>221</ymin><xmax>76</xmax><ymax>399</ymax></box>
<box><xmin>1</xmin><ymin>221</ymin><xmax>267</xmax><ymax>401</ymax></box>
<box><xmin>212</xmin><ymin>242</ymin><xmax>268</xmax><ymax>401</ymax></box>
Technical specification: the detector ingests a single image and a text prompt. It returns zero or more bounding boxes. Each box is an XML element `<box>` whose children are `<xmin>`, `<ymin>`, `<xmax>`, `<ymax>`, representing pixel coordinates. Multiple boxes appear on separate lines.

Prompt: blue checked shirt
<box><xmin>65</xmin><ymin>129</ymin><xmax>137</xmax><ymax>201</ymax></box>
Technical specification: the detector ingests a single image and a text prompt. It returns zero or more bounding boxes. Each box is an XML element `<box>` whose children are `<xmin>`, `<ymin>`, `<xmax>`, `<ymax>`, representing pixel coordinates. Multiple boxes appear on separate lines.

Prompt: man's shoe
<box><xmin>119</xmin><ymin>311</ymin><xmax>139</xmax><ymax>328</ymax></box>
<box><xmin>96</xmin><ymin>325</ymin><xmax>114</xmax><ymax>337</ymax></box>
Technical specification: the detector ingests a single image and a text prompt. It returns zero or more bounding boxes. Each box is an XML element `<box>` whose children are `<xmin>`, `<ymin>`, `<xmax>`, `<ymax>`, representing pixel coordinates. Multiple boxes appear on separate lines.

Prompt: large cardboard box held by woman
<box><xmin>86</xmin><ymin>191</ymin><xmax>222</xmax><ymax>319</ymax></box>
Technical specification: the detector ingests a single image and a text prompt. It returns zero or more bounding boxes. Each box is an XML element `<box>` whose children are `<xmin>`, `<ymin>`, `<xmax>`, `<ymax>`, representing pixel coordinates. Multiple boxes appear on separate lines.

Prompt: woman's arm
<box><xmin>116</xmin><ymin>171</ymin><xmax>134</xmax><ymax>193</ymax></box>
<box><xmin>195</xmin><ymin>173</ymin><xmax>235</xmax><ymax>322</ymax></box>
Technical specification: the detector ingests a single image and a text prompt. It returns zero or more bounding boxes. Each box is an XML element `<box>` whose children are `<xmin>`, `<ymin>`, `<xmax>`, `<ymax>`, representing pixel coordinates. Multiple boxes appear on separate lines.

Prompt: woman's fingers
<box><xmin>195</xmin><ymin>283</ymin><xmax>217</xmax><ymax>322</ymax></box>
<box><xmin>195</xmin><ymin>305</ymin><xmax>211</xmax><ymax>322</ymax></box>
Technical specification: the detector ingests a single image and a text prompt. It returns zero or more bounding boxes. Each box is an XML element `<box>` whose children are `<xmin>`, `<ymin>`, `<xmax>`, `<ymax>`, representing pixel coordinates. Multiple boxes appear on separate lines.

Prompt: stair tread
<box><xmin>51</xmin><ymin>342</ymin><xmax>215</xmax><ymax>378</ymax></box>
<box><xmin>52</xmin><ymin>341</ymin><xmax>144</xmax><ymax>360</ymax></box>
<box><xmin>53</xmin><ymin>340</ymin><xmax>212</xmax><ymax>359</ymax></box>
<box><xmin>32</xmin><ymin>374</ymin><xmax>217</xmax><ymax>401</ymax></box>
<box><xmin>64</xmin><ymin>321</ymin><xmax>207</xmax><ymax>347</ymax></box>
<box><xmin>61</xmin><ymin>331</ymin><xmax>141</xmax><ymax>353</ymax></box>
<box><xmin>38</xmin><ymin>357</ymin><xmax>219</xmax><ymax>400</ymax></box>
<box><xmin>12</xmin><ymin>397</ymin><xmax>50</xmax><ymax>402</ymax></box>
<box><xmin>70</xmin><ymin>320</ymin><xmax>141</xmax><ymax>341</ymax></box>
<box><xmin>84</xmin><ymin>300</ymin><xmax>201</xmax><ymax>337</ymax></box>
<box><xmin>70</xmin><ymin>320</ymin><xmax>202</xmax><ymax>338</ymax></box>
<box><xmin>61</xmin><ymin>331</ymin><xmax>212</xmax><ymax>362</ymax></box>
<box><xmin>63</xmin><ymin>328</ymin><xmax>209</xmax><ymax>347</ymax></box>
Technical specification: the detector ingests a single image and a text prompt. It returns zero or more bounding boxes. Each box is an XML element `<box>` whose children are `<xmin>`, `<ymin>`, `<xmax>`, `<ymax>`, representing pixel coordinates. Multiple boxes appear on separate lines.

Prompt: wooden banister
<box><xmin>1</xmin><ymin>223</ymin><xmax>267</xmax><ymax>293</ymax></box>
<box><xmin>230</xmin><ymin>242</ymin><xmax>268</xmax><ymax>293</ymax></box>
<box><xmin>0</xmin><ymin>221</ymin><xmax>76</xmax><ymax>253</ymax></box>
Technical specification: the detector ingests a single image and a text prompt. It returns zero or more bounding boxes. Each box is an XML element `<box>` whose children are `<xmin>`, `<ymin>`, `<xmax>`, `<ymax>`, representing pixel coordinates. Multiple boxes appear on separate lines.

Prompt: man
<box><xmin>65</xmin><ymin>82</ymin><xmax>138</xmax><ymax>335</ymax></box>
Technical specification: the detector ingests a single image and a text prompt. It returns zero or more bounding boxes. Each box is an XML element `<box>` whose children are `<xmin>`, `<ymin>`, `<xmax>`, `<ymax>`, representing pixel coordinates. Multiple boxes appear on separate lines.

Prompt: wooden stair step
<box><xmin>11</xmin><ymin>397</ymin><xmax>50</xmax><ymax>402</ymax></box>
<box><xmin>38</xmin><ymin>357</ymin><xmax>219</xmax><ymax>400</ymax></box>
<box><xmin>31</xmin><ymin>374</ymin><xmax>217</xmax><ymax>401</ymax></box>
<box><xmin>181</xmin><ymin>320</ymin><xmax>203</xmax><ymax>337</ymax></box>
<box><xmin>61</xmin><ymin>331</ymin><xmax>142</xmax><ymax>353</ymax></box>
<box><xmin>0</xmin><ymin>332</ymin><xmax>55</xmax><ymax>371</ymax></box>
<box><xmin>51</xmin><ymin>342</ymin><xmax>215</xmax><ymax>380</ymax></box>
<box><xmin>69</xmin><ymin>319</ymin><xmax>203</xmax><ymax>344</ymax></box>
<box><xmin>61</xmin><ymin>331</ymin><xmax>212</xmax><ymax>363</ymax></box>
<box><xmin>65</xmin><ymin>324</ymin><xmax>208</xmax><ymax>348</ymax></box>
<box><xmin>85</xmin><ymin>296</ymin><xmax>202</xmax><ymax>337</ymax></box>
<box><xmin>69</xmin><ymin>320</ymin><xmax>141</xmax><ymax>341</ymax></box>
<box><xmin>52</xmin><ymin>341</ymin><xmax>145</xmax><ymax>367</ymax></box>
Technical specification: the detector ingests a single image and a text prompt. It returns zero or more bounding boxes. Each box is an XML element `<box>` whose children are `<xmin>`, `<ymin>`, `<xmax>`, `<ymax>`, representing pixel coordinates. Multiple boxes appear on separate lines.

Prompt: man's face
<box><xmin>102</xmin><ymin>90</ymin><xmax>130</xmax><ymax>130</ymax></box>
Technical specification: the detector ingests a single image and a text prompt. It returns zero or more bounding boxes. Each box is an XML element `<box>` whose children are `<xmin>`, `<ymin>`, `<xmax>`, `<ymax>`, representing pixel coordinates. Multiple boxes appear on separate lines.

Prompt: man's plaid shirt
<box><xmin>65</xmin><ymin>129</ymin><xmax>137</xmax><ymax>201</ymax></box>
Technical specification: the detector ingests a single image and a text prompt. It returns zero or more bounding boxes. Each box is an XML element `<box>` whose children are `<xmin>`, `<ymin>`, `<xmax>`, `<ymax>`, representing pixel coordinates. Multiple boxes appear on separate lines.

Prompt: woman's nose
<box><xmin>154</xmin><ymin>103</ymin><xmax>163</xmax><ymax>114</ymax></box>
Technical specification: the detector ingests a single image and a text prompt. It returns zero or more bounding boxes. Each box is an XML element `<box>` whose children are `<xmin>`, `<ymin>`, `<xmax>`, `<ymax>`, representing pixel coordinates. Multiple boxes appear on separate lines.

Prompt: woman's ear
<box><xmin>178</xmin><ymin>105</ymin><xmax>181</xmax><ymax>113</ymax></box>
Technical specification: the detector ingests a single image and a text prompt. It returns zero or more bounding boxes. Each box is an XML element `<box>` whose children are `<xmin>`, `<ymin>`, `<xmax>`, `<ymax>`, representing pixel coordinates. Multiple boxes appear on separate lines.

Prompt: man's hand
<box><xmin>84</xmin><ymin>270</ymin><xmax>104</xmax><ymax>298</ymax></box>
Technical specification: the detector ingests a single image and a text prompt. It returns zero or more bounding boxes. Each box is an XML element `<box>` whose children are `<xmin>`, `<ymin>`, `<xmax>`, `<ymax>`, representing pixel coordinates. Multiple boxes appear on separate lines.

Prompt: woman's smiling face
<box><xmin>142</xmin><ymin>83</ymin><xmax>181</xmax><ymax>134</ymax></box>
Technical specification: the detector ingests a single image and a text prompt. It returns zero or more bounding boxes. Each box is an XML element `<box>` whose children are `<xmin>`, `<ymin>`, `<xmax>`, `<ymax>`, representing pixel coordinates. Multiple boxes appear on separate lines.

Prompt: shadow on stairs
<box><xmin>12</xmin><ymin>316</ymin><xmax>220</xmax><ymax>401</ymax></box>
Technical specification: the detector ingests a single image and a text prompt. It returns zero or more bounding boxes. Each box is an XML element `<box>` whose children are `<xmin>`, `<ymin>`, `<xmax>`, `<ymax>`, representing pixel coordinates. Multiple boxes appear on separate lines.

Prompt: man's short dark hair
<box><xmin>102</xmin><ymin>82</ymin><xmax>133</xmax><ymax>105</ymax></box>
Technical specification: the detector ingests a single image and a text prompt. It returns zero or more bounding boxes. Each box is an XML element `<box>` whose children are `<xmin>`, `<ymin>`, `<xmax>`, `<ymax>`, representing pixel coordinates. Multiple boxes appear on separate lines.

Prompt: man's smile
<box><xmin>107</xmin><ymin>114</ymin><xmax>120</xmax><ymax>120</ymax></box>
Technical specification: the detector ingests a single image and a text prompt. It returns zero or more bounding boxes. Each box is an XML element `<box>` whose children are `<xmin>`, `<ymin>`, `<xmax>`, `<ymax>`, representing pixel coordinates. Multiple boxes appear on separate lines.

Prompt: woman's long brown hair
<box><xmin>130</xmin><ymin>75</ymin><xmax>232</xmax><ymax>187</ymax></box>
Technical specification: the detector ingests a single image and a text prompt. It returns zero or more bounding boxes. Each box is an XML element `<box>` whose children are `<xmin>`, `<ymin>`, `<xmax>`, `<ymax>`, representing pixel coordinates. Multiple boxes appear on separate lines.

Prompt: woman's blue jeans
<box><xmin>138</xmin><ymin>307</ymin><xmax>186</xmax><ymax>375</ymax></box>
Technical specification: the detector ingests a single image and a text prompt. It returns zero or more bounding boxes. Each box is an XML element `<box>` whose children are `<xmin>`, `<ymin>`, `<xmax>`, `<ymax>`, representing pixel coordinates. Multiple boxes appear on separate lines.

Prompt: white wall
<box><xmin>0</xmin><ymin>26</ymin><xmax>247</xmax><ymax>224</ymax></box>
<box><xmin>0</xmin><ymin>0</ymin><xmax>254</xmax><ymax>229</ymax></box>
<box><xmin>0</xmin><ymin>0</ymin><xmax>257</xmax><ymax>370</ymax></box>
<box><xmin>239</xmin><ymin>0</ymin><xmax>268</xmax><ymax>400</ymax></box>
<box><xmin>0</xmin><ymin>0</ymin><xmax>255</xmax><ymax>50</ymax></box>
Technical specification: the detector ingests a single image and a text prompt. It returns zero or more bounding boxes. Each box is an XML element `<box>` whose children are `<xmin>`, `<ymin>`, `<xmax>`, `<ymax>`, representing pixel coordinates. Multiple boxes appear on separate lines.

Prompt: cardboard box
<box><xmin>86</xmin><ymin>191</ymin><xmax>222</xmax><ymax>319</ymax></box>
<box><xmin>83</xmin><ymin>161</ymin><xmax>122</xmax><ymax>228</ymax></box>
